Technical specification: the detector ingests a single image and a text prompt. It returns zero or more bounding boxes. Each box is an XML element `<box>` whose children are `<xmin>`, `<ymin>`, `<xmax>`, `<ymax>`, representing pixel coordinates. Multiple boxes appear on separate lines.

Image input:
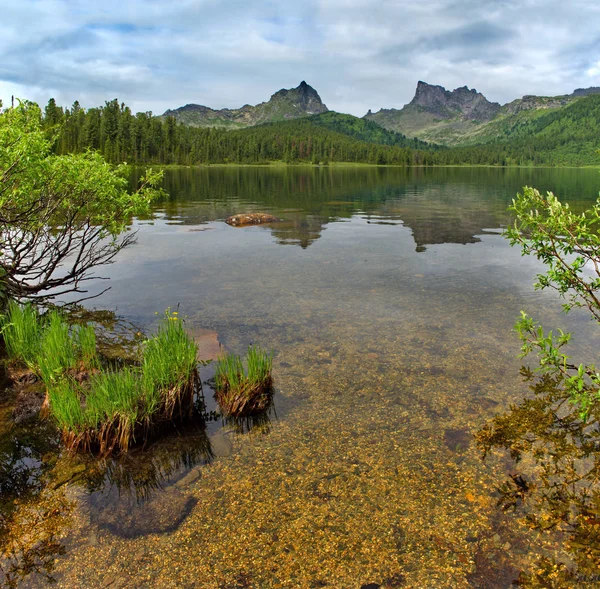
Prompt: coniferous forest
<box><xmin>38</xmin><ymin>93</ymin><xmax>600</xmax><ymax>167</ymax></box>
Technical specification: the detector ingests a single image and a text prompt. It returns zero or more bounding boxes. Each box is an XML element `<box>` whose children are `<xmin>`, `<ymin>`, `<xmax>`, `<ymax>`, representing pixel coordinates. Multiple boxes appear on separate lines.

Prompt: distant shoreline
<box><xmin>138</xmin><ymin>162</ymin><xmax>600</xmax><ymax>170</ymax></box>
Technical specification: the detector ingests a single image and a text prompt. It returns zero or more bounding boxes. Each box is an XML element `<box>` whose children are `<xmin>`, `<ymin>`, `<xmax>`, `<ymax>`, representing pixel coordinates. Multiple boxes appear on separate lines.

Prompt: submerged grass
<box><xmin>1</xmin><ymin>305</ymin><xmax>200</xmax><ymax>455</ymax></box>
<box><xmin>214</xmin><ymin>345</ymin><xmax>273</xmax><ymax>417</ymax></box>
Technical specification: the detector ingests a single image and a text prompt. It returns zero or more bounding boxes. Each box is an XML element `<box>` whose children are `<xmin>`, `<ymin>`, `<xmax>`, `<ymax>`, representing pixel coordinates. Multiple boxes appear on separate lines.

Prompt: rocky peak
<box><xmin>571</xmin><ymin>87</ymin><xmax>600</xmax><ymax>97</ymax></box>
<box><xmin>270</xmin><ymin>81</ymin><xmax>328</xmax><ymax>115</ymax></box>
<box><xmin>409</xmin><ymin>81</ymin><xmax>500</xmax><ymax>121</ymax></box>
<box><xmin>162</xmin><ymin>81</ymin><xmax>327</xmax><ymax>128</ymax></box>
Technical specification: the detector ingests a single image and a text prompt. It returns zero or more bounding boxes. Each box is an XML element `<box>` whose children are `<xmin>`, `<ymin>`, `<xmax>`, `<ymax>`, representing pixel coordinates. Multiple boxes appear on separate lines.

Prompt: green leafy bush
<box><xmin>507</xmin><ymin>186</ymin><xmax>600</xmax><ymax>418</ymax></box>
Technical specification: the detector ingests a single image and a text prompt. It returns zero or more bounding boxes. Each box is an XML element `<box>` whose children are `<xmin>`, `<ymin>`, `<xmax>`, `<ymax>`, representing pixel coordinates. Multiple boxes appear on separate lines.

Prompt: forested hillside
<box><xmin>41</xmin><ymin>98</ymin><xmax>436</xmax><ymax>166</ymax></box>
<box><xmin>36</xmin><ymin>93</ymin><xmax>600</xmax><ymax>167</ymax></box>
<box><xmin>438</xmin><ymin>94</ymin><xmax>600</xmax><ymax>166</ymax></box>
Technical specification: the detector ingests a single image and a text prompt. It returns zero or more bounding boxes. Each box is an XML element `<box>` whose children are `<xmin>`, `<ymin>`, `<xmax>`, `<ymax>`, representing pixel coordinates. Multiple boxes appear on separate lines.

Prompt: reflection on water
<box><xmin>477</xmin><ymin>367</ymin><xmax>600</xmax><ymax>587</ymax></box>
<box><xmin>136</xmin><ymin>165</ymin><xmax>600</xmax><ymax>251</ymax></box>
<box><xmin>2</xmin><ymin>166</ymin><xmax>600</xmax><ymax>587</ymax></box>
<box><xmin>0</xmin><ymin>396</ymin><xmax>67</xmax><ymax>588</ymax></box>
<box><xmin>84</xmin><ymin>422</ymin><xmax>214</xmax><ymax>503</ymax></box>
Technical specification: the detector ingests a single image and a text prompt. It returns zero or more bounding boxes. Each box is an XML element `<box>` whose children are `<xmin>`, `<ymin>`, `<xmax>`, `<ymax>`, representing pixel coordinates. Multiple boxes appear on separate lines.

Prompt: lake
<box><xmin>4</xmin><ymin>166</ymin><xmax>600</xmax><ymax>588</ymax></box>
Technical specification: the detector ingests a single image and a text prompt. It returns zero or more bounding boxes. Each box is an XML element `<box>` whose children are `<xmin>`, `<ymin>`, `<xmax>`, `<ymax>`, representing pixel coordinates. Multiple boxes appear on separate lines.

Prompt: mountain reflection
<box><xmin>139</xmin><ymin>166</ymin><xmax>600</xmax><ymax>251</ymax></box>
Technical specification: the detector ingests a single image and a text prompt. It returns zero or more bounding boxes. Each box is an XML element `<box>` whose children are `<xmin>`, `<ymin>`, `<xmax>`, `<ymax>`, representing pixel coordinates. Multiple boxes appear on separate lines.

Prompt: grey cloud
<box><xmin>1</xmin><ymin>0</ymin><xmax>599</xmax><ymax>116</ymax></box>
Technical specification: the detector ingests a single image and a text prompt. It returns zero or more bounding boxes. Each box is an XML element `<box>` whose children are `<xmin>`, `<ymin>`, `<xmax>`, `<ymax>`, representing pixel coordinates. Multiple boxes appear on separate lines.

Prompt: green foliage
<box><xmin>507</xmin><ymin>186</ymin><xmax>600</xmax><ymax>418</ymax></box>
<box><xmin>0</xmin><ymin>100</ymin><xmax>164</xmax><ymax>303</ymax></box>
<box><xmin>142</xmin><ymin>309</ymin><xmax>198</xmax><ymax>415</ymax></box>
<box><xmin>84</xmin><ymin>368</ymin><xmax>141</xmax><ymax>432</ymax></box>
<box><xmin>1</xmin><ymin>304</ymin><xmax>199</xmax><ymax>454</ymax></box>
<box><xmin>0</xmin><ymin>302</ymin><xmax>42</xmax><ymax>368</ymax></box>
<box><xmin>214</xmin><ymin>352</ymin><xmax>245</xmax><ymax>394</ymax></box>
<box><xmin>36</xmin><ymin>311</ymin><xmax>77</xmax><ymax>386</ymax></box>
<box><xmin>76</xmin><ymin>324</ymin><xmax>99</xmax><ymax>370</ymax></box>
<box><xmin>214</xmin><ymin>345</ymin><xmax>273</xmax><ymax>417</ymax></box>
<box><xmin>37</xmin><ymin>97</ymin><xmax>436</xmax><ymax>166</ymax></box>
<box><xmin>300</xmin><ymin>112</ymin><xmax>432</xmax><ymax>150</ymax></box>
<box><xmin>46</xmin><ymin>379</ymin><xmax>86</xmax><ymax>431</ymax></box>
<box><xmin>29</xmin><ymin>93</ymin><xmax>600</xmax><ymax>168</ymax></box>
<box><xmin>507</xmin><ymin>187</ymin><xmax>600</xmax><ymax>318</ymax></box>
<box><xmin>439</xmin><ymin>95</ymin><xmax>600</xmax><ymax>166</ymax></box>
<box><xmin>366</xmin><ymin>93</ymin><xmax>600</xmax><ymax>165</ymax></box>
<box><xmin>246</xmin><ymin>344</ymin><xmax>273</xmax><ymax>386</ymax></box>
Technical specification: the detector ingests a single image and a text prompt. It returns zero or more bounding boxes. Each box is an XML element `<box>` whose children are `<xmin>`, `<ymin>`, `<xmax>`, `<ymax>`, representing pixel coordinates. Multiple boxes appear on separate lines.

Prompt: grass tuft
<box><xmin>37</xmin><ymin>310</ymin><xmax>78</xmax><ymax>385</ymax></box>
<box><xmin>76</xmin><ymin>324</ymin><xmax>99</xmax><ymax>370</ymax></box>
<box><xmin>142</xmin><ymin>310</ymin><xmax>198</xmax><ymax>419</ymax></box>
<box><xmin>214</xmin><ymin>345</ymin><xmax>273</xmax><ymax>417</ymax></box>
<box><xmin>1</xmin><ymin>305</ymin><xmax>200</xmax><ymax>455</ymax></box>
<box><xmin>0</xmin><ymin>301</ymin><xmax>42</xmax><ymax>368</ymax></box>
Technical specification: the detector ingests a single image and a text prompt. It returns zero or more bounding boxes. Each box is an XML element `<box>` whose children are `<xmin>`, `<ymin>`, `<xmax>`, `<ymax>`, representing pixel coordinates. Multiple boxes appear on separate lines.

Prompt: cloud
<box><xmin>0</xmin><ymin>0</ymin><xmax>599</xmax><ymax>116</ymax></box>
<box><xmin>587</xmin><ymin>61</ymin><xmax>600</xmax><ymax>77</ymax></box>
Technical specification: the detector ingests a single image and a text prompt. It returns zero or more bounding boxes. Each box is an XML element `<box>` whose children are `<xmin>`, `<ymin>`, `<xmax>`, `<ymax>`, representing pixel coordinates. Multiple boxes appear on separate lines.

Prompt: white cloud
<box><xmin>587</xmin><ymin>61</ymin><xmax>600</xmax><ymax>77</ymax></box>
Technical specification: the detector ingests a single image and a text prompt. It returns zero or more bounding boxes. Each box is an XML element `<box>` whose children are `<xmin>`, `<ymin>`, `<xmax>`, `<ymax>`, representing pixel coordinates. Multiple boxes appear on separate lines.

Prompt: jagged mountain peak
<box><xmin>162</xmin><ymin>81</ymin><xmax>327</xmax><ymax>128</ymax></box>
<box><xmin>410</xmin><ymin>81</ymin><xmax>500</xmax><ymax>121</ymax></box>
<box><xmin>271</xmin><ymin>81</ymin><xmax>322</xmax><ymax>100</ymax></box>
<box><xmin>364</xmin><ymin>81</ymin><xmax>600</xmax><ymax>147</ymax></box>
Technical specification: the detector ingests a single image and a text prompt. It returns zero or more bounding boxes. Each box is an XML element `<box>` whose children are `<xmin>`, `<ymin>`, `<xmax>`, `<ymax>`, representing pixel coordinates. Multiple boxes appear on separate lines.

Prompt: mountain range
<box><xmin>162</xmin><ymin>81</ymin><xmax>328</xmax><ymax>129</ymax></box>
<box><xmin>364</xmin><ymin>81</ymin><xmax>600</xmax><ymax>145</ymax></box>
<box><xmin>163</xmin><ymin>80</ymin><xmax>600</xmax><ymax>148</ymax></box>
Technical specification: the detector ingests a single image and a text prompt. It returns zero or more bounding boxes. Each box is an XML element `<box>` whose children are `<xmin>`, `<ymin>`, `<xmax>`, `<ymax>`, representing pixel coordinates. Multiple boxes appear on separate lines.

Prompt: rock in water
<box><xmin>93</xmin><ymin>488</ymin><xmax>197</xmax><ymax>538</ymax></box>
<box><xmin>187</xmin><ymin>327</ymin><xmax>223</xmax><ymax>360</ymax></box>
<box><xmin>225</xmin><ymin>213</ymin><xmax>279</xmax><ymax>227</ymax></box>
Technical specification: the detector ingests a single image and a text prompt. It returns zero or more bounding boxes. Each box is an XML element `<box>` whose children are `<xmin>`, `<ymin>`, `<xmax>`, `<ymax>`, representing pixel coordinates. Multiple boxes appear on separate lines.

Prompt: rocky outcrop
<box><xmin>363</xmin><ymin>82</ymin><xmax>600</xmax><ymax>145</ymax></box>
<box><xmin>409</xmin><ymin>81</ymin><xmax>501</xmax><ymax>121</ymax></box>
<box><xmin>571</xmin><ymin>87</ymin><xmax>600</xmax><ymax>97</ymax></box>
<box><xmin>501</xmin><ymin>94</ymin><xmax>576</xmax><ymax>115</ymax></box>
<box><xmin>162</xmin><ymin>81</ymin><xmax>328</xmax><ymax>128</ymax></box>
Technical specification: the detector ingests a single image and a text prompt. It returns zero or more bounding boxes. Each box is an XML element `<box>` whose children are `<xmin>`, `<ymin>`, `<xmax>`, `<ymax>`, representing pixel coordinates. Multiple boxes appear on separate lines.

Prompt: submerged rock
<box><xmin>225</xmin><ymin>213</ymin><xmax>279</xmax><ymax>227</ymax></box>
<box><xmin>173</xmin><ymin>466</ymin><xmax>202</xmax><ymax>489</ymax></box>
<box><xmin>188</xmin><ymin>327</ymin><xmax>223</xmax><ymax>360</ymax></box>
<box><xmin>9</xmin><ymin>368</ymin><xmax>47</xmax><ymax>424</ymax></box>
<box><xmin>443</xmin><ymin>428</ymin><xmax>471</xmax><ymax>452</ymax></box>
<box><xmin>12</xmin><ymin>387</ymin><xmax>46</xmax><ymax>423</ymax></box>
<box><xmin>51</xmin><ymin>462</ymin><xmax>87</xmax><ymax>489</ymax></box>
<box><xmin>94</xmin><ymin>488</ymin><xmax>197</xmax><ymax>538</ymax></box>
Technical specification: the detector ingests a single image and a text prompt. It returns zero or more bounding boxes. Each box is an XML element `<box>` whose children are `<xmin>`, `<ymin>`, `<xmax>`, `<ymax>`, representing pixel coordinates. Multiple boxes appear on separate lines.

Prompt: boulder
<box><xmin>225</xmin><ymin>213</ymin><xmax>279</xmax><ymax>227</ymax></box>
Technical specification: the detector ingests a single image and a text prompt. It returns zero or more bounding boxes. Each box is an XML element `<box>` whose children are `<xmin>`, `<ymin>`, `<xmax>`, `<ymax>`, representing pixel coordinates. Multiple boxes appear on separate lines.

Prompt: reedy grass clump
<box><xmin>214</xmin><ymin>345</ymin><xmax>273</xmax><ymax>417</ymax></box>
<box><xmin>0</xmin><ymin>301</ymin><xmax>42</xmax><ymax>368</ymax></box>
<box><xmin>1</xmin><ymin>304</ymin><xmax>200</xmax><ymax>455</ymax></box>
<box><xmin>142</xmin><ymin>311</ymin><xmax>198</xmax><ymax>419</ymax></box>
<box><xmin>77</xmin><ymin>324</ymin><xmax>99</xmax><ymax>370</ymax></box>
<box><xmin>37</xmin><ymin>310</ymin><xmax>78</xmax><ymax>385</ymax></box>
<box><xmin>50</xmin><ymin>368</ymin><xmax>142</xmax><ymax>454</ymax></box>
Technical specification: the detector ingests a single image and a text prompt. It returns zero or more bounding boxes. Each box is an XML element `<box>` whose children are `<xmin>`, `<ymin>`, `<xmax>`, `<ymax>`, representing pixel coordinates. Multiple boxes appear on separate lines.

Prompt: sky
<box><xmin>1</xmin><ymin>0</ymin><xmax>600</xmax><ymax>116</ymax></box>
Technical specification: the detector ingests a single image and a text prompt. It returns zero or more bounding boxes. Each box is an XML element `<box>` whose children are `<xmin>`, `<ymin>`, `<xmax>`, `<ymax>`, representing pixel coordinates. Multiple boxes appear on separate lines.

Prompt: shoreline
<box><xmin>138</xmin><ymin>162</ymin><xmax>600</xmax><ymax>170</ymax></box>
